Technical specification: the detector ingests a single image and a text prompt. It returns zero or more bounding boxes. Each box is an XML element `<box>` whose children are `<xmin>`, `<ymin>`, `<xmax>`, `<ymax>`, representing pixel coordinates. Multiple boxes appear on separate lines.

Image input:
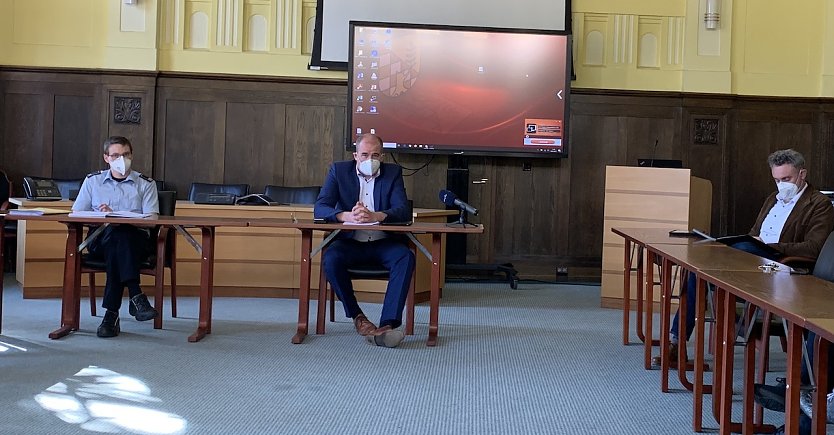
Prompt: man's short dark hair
<box><xmin>767</xmin><ymin>149</ymin><xmax>805</xmax><ymax>170</ymax></box>
<box><xmin>102</xmin><ymin>136</ymin><xmax>133</xmax><ymax>154</ymax></box>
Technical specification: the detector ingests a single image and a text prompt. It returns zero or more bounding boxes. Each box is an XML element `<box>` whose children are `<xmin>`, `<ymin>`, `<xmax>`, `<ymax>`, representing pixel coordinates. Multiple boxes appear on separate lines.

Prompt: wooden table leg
<box><xmin>636</xmin><ymin>246</ymin><xmax>646</xmax><ymax>344</ymax></box>
<box><xmin>0</xmin><ymin>218</ymin><xmax>5</xmax><ymax>334</ymax></box>
<box><xmin>188</xmin><ymin>226</ymin><xmax>215</xmax><ymax>342</ymax></box>
<box><xmin>644</xmin><ymin>250</ymin><xmax>656</xmax><ymax>369</ymax></box>
<box><xmin>622</xmin><ymin>240</ymin><xmax>631</xmax><ymax>345</ymax></box>
<box><xmin>427</xmin><ymin>233</ymin><xmax>442</xmax><ymax>347</ymax></box>
<box><xmin>292</xmin><ymin>229</ymin><xmax>312</xmax><ymax>344</ymax></box>
<box><xmin>660</xmin><ymin>256</ymin><xmax>673</xmax><ymax>392</ymax></box>
<box><xmin>50</xmin><ymin>223</ymin><xmax>83</xmax><ymax>339</ymax></box>
<box><xmin>719</xmin><ymin>289</ymin><xmax>737</xmax><ymax>435</ymax></box>
<box><xmin>784</xmin><ymin>322</ymin><xmax>803</xmax><ymax>434</ymax></box>
<box><xmin>693</xmin><ymin>276</ymin><xmax>709</xmax><ymax>431</ymax></box>
<box><xmin>813</xmin><ymin>336</ymin><xmax>829</xmax><ymax>434</ymax></box>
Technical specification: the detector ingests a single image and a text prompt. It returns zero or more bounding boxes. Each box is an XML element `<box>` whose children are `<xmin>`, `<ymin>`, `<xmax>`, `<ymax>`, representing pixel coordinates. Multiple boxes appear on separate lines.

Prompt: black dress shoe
<box><xmin>97</xmin><ymin>310</ymin><xmax>120</xmax><ymax>338</ymax></box>
<box><xmin>130</xmin><ymin>293</ymin><xmax>158</xmax><ymax>322</ymax></box>
<box><xmin>753</xmin><ymin>383</ymin><xmax>787</xmax><ymax>413</ymax></box>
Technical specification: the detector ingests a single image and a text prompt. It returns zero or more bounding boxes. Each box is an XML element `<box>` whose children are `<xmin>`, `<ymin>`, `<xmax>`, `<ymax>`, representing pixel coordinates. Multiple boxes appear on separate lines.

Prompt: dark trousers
<box><xmin>323</xmin><ymin>238</ymin><xmax>415</xmax><ymax>329</ymax></box>
<box><xmin>87</xmin><ymin>225</ymin><xmax>150</xmax><ymax>311</ymax></box>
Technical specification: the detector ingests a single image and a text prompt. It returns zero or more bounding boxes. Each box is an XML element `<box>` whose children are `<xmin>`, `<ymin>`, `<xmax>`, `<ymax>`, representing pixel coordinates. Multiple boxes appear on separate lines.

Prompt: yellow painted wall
<box><xmin>0</xmin><ymin>0</ymin><xmax>833</xmax><ymax>96</ymax></box>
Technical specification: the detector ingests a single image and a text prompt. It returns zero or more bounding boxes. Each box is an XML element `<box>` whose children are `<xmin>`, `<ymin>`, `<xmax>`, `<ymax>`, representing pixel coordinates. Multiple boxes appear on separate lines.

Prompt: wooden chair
<box><xmin>85</xmin><ymin>191</ymin><xmax>178</xmax><ymax>328</ymax></box>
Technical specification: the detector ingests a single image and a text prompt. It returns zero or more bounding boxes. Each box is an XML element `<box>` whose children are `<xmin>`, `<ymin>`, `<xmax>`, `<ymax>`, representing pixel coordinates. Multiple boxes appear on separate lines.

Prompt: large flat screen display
<box><xmin>347</xmin><ymin>22</ymin><xmax>571</xmax><ymax>158</ymax></box>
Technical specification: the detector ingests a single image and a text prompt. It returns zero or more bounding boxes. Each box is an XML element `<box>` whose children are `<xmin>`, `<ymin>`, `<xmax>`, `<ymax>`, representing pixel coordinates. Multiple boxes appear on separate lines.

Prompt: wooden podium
<box><xmin>600</xmin><ymin>166</ymin><xmax>712</xmax><ymax>308</ymax></box>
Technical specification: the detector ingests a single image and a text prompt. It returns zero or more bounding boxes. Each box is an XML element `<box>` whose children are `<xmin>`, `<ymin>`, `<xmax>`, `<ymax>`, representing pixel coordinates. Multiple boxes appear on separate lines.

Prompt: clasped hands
<box><xmin>340</xmin><ymin>201</ymin><xmax>385</xmax><ymax>224</ymax></box>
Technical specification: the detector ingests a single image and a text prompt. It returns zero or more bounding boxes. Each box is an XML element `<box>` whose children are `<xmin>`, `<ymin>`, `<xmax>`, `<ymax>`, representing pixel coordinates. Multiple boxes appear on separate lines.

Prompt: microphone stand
<box><xmin>446</xmin><ymin>207</ymin><xmax>477</xmax><ymax>228</ymax></box>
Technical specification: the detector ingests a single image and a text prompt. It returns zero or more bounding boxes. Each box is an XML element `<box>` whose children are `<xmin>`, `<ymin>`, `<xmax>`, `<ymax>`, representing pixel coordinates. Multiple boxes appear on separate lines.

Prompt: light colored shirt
<box><xmin>73</xmin><ymin>170</ymin><xmax>159</xmax><ymax>214</ymax></box>
<box><xmin>759</xmin><ymin>183</ymin><xmax>808</xmax><ymax>244</ymax></box>
<box><xmin>352</xmin><ymin>171</ymin><xmax>386</xmax><ymax>242</ymax></box>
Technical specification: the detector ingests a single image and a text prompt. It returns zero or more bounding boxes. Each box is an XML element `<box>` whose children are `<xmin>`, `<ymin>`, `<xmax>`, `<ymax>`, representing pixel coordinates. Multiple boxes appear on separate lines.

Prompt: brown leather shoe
<box><xmin>353</xmin><ymin>314</ymin><xmax>377</xmax><ymax>336</ymax></box>
<box><xmin>651</xmin><ymin>342</ymin><xmax>679</xmax><ymax>368</ymax></box>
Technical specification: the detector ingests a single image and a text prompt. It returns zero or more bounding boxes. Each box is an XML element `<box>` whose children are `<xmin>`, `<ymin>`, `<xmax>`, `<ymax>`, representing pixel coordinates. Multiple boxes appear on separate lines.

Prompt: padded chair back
<box><xmin>157</xmin><ymin>190</ymin><xmax>176</xmax><ymax>217</ymax></box>
<box><xmin>53</xmin><ymin>178</ymin><xmax>83</xmax><ymax>200</ymax></box>
<box><xmin>187</xmin><ymin>182</ymin><xmax>249</xmax><ymax>201</ymax></box>
<box><xmin>0</xmin><ymin>170</ymin><xmax>11</xmax><ymax>209</ymax></box>
<box><xmin>812</xmin><ymin>231</ymin><xmax>834</xmax><ymax>283</ymax></box>
<box><xmin>263</xmin><ymin>185</ymin><xmax>321</xmax><ymax>204</ymax></box>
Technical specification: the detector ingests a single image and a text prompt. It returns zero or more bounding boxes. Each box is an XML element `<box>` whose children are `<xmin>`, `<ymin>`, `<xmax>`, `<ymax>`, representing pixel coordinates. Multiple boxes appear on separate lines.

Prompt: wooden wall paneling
<box><xmin>161</xmin><ymin>99</ymin><xmax>222</xmax><ymax>196</ymax></box>
<box><xmin>224</xmin><ymin>102</ymin><xmax>283</xmax><ymax>193</ymax></box>
<box><xmin>283</xmin><ymin>104</ymin><xmax>345</xmax><ymax>187</ymax></box>
<box><xmin>466</xmin><ymin>156</ymin><xmax>498</xmax><ymax>263</ymax></box>
<box><xmin>393</xmin><ymin>153</ymin><xmax>448</xmax><ymax>210</ymax></box>
<box><xmin>52</xmin><ymin>95</ymin><xmax>95</xmax><ymax>179</ymax></box>
<box><xmin>105</xmin><ymin>86</ymin><xmax>156</xmax><ymax>180</ymax></box>
<box><xmin>1</xmin><ymin>92</ymin><xmax>51</xmax><ymax>185</ymax></box>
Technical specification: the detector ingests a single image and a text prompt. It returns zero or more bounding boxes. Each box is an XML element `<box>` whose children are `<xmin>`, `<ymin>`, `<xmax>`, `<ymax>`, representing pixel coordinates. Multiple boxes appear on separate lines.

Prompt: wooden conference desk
<box><xmin>645</xmin><ymin>242</ymin><xmax>779</xmax><ymax>432</ymax></box>
<box><xmin>610</xmin><ymin>227</ymin><xmax>710</xmax><ymax>359</ymax></box>
<box><xmin>696</xmin><ymin>270</ymin><xmax>834</xmax><ymax>435</ymax></box>
<box><xmin>248</xmin><ymin>219</ymin><xmax>484</xmax><ymax>346</ymax></box>
<box><xmin>11</xmin><ymin>198</ymin><xmax>455</xmax><ymax>302</ymax></box>
<box><xmin>0</xmin><ymin>213</ymin><xmax>249</xmax><ymax>342</ymax></box>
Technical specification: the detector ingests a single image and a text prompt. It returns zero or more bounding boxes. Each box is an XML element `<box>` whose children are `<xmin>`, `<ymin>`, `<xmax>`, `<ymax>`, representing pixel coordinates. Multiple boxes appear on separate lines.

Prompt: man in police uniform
<box><xmin>73</xmin><ymin>136</ymin><xmax>160</xmax><ymax>338</ymax></box>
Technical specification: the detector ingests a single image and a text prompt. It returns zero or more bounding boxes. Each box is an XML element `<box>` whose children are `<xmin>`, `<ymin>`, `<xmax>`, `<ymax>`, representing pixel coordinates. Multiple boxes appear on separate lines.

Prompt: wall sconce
<box><xmin>704</xmin><ymin>0</ymin><xmax>720</xmax><ymax>30</ymax></box>
<box><xmin>123</xmin><ymin>0</ymin><xmax>137</xmax><ymax>4</ymax></box>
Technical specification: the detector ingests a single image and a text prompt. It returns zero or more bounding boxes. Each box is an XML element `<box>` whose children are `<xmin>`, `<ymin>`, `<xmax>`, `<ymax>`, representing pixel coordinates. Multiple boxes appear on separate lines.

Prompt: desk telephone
<box><xmin>23</xmin><ymin>177</ymin><xmax>63</xmax><ymax>201</ymax></box>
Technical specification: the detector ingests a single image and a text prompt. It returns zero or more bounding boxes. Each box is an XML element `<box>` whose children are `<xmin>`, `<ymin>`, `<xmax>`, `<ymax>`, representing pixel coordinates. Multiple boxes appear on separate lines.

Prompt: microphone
<box><xmin>439</xmin><ymin>189</ymin><xmax>478</xmax><ymax>216</ymax></box>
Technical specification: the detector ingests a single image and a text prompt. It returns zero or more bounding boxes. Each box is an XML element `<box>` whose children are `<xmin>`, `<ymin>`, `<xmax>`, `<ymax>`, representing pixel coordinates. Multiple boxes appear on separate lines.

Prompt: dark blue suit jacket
<box><xmin>314</xmin><ymin>160</ymin><xmax>411</xmax><ymax>227</ymax></box>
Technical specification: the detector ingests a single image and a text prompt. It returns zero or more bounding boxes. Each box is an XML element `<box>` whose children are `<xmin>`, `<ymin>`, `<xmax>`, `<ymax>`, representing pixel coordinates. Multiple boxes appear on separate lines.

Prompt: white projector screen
<box><xmin>310</xmin><ymin>0</ymin><xmax>571</xmax><ymax>70</ymax></box>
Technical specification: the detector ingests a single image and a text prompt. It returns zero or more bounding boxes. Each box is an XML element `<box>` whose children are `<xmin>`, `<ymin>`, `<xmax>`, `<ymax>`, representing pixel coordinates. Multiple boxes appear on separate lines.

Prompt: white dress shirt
<box><xmin>351</xmin><ymin>171</ymin><xmax>386</xmax><ymax>242</ymax></box>
<box><xmin>758</xmin><ymin>183</ymin><xmax>807</xmax><ymax>244</ymax></box>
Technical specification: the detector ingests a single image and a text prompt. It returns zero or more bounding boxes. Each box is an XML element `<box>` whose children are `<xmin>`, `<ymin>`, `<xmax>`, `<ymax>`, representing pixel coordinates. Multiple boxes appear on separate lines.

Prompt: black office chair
<box><xmin>84</xmin><ymin>191</ymin><xmax>178</xmax><ymax>329</ymax></box>
<box><xmin>263</xmin><ymin>185</ymin><xmax>321</xmax><ymax>204</ymax></box>
<box><xmin>187</xmin><ymin>182</ymin><xmax>249</xmax><ymax>201</ymax></box>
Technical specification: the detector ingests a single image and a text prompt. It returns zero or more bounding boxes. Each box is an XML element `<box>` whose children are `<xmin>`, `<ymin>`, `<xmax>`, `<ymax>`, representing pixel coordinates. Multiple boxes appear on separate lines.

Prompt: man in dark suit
<box><xmin>314</xmin><ymin>133</ymin><xmax>415</xmax><ymax>348</ymax></box>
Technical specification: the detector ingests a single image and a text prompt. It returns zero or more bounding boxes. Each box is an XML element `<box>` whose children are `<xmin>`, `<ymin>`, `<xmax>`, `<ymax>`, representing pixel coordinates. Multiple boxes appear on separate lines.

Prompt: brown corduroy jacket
<box><xmin>748</xmin><ymin>184</ymin><xmax>834</xmax><ymax>259</ymax></box>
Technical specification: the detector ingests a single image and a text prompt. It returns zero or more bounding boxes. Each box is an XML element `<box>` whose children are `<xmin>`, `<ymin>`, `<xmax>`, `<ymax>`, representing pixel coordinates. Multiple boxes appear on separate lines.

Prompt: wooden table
<box><xmin>250</xmin><ymin>219</ymin><xmax>484</xmax><ymax>347</ymax></box>
<box><xmin>644</xmin><ymin>242</ymin><xmax>778</xmax><ymax>432</ymax></box>
<box><xmin>0</xmin><ymin>213</ymin><xmax>250</xmax><ymax>342</ymax></box>
<box><xmin>9</xmin><ymin>198</ymin><xmax>456</xmax><ymax>302</ymax></box>
<box><xmin>610</xmin><ymin>228</ymin><xmax>699</xmax><ymax>349</ymax></box>
<box><xmin>804</xmin><ymin>318</ymin><xmax>834</xmax><ymax>434</ymax></box>
<box><xmin>697</xmin><ymin>270</ymin><xmax>834</xmax><ymax>434</ymax></box>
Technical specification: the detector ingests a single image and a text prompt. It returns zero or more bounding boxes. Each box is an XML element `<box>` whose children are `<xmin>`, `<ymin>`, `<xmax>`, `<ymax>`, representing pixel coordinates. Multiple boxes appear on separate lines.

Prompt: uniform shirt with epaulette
<box><xmin>72</xmin><ymin>169</ymin><xmax>159</xmax><ymax>214</ymax></box>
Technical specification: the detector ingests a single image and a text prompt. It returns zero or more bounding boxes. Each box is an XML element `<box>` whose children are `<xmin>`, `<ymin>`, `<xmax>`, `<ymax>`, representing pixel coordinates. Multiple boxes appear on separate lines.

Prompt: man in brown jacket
<box><xmin>656</xmin><ymin>149</ymin><xmax>834</xmax><ymax>368</ymax></box>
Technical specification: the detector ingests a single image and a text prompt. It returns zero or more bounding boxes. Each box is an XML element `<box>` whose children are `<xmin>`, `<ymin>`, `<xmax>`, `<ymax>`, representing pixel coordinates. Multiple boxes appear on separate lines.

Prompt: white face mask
<box><xmin>109</xmin><ymin>156</ymin><xmax>132</xmax><ymax>177</ymax></box>
<box><xmin>776</xmin><ymin>180</ymin><xmax>799</xmax><ymax>202</ymax></box>
<box><xmin>358</xmin><ymin>159</ymin><xmax>380</xmax><ymax>177</ymax></box>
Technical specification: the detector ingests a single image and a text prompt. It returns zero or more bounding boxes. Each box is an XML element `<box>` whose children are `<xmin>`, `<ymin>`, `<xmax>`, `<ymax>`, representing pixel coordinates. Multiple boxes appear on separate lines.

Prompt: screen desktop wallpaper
<box><xmin>350</xmin><ymin>26</ymin><xmax>568</xmax><ymax>155</ymax></box>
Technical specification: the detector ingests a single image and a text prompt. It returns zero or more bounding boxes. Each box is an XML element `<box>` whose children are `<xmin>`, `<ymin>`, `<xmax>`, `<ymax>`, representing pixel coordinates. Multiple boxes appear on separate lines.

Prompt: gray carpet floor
<box><xmin>0</xmin><ymin>275</ymin><xmax>793</xmax><ymax>434</ymax></box>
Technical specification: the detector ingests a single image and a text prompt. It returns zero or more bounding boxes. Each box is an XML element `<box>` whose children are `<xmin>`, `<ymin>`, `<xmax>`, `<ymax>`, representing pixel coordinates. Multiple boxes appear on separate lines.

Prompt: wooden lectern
<box><xmin>600</xmin><ymin>166</ymin><xmax>712</xmax><ymax>308</ymax></box>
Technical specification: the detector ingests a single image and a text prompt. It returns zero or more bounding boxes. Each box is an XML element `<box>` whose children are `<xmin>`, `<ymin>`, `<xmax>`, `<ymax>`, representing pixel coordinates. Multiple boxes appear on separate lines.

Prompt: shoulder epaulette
<box><xmin>139</xmin><ymin>174</ymin><xmax>154</xmax><ymax>182</ymax></box>
<box><xmin>86</xmin><ymin>170</ymin><xmax>105</xmax><ymax>178</ymax></box>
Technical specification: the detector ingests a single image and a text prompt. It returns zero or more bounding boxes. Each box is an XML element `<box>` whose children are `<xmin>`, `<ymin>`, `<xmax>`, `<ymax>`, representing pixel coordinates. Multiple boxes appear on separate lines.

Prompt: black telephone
<box><xmin>23</xmin><ymin>177</ymin><xmax>63</xmax><ymax>201</ymax></box>
<box><xmin>235</xmin><ymin>193</ymin><xmax>280</xmax><ymax>206</ymax></box>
